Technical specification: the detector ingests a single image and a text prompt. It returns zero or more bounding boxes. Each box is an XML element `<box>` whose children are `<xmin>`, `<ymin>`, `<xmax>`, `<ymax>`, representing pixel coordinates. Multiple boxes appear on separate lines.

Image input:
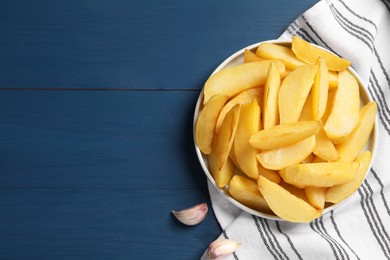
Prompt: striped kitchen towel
<box><xmin>202</xmin><ymin>0</ymin><xmax>390</xmax><ymax>259</ymax></box>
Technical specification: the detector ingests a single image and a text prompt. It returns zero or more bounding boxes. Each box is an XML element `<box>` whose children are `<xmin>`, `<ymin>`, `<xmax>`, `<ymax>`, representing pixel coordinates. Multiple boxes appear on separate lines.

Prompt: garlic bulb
<box><xmin>172</xmin><ymin>202</ymin><xmax>208</xmax><ymax>226</ymax></box>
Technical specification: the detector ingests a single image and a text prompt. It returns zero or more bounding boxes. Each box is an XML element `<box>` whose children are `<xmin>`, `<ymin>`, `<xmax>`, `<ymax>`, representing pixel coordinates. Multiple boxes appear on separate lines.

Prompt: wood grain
<box><xmin>0</xmin><ymin>189</ymin><xmax>219</xmax><ymax>259</ymax></box>
<box><xmin>0</xmin><ymin>90</ymin><xmax>206</xmax><ymax>189</ymax></box>
<box><xmin>0</xmin><ymin>0</ymin><xmax>318</xmax><ymax>259</ymax></box>
<box><xmin>0</xmin><ymin>0</ymin><xmax>318</xmax><ymax>90</ymax></box>
<box><xmin>0</xmin><ymin>90</ymin><xmax>220</xmax><ymax>259</ymax></box>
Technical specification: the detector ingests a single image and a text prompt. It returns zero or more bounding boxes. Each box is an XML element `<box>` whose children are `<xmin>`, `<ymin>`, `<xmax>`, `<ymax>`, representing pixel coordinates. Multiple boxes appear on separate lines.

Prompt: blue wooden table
<box><xmin>0</xmin><ymin>1</ymin><xmax>318</xmax><ymax>259</ymax></box>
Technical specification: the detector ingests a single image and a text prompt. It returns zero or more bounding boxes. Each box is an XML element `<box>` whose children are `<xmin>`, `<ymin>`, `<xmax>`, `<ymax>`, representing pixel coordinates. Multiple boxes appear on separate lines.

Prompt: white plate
<box><xmin>193</xmin><ymin>40</ymin><xmax>378</xmax><ymax>221</ymax></box>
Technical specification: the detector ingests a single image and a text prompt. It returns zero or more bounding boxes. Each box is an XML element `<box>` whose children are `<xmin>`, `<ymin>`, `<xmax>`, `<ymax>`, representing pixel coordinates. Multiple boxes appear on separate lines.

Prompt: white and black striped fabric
<box><xmin>202</xmin><ymin>0</ymin><xmax>390</xmax><ymax>259</ymax></box>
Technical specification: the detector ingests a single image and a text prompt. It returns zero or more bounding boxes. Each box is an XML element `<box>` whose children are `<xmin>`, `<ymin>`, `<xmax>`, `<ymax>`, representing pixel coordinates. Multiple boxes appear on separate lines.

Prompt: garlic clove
<box><xmin>207</xmin><ymin>239</ymin><xmax>241</xmax><ymax>259</ymax></box>
<box><xmin>172</xmin><ymin>202</ymin><xmax>208</xmax><ymax>226</ymax></box>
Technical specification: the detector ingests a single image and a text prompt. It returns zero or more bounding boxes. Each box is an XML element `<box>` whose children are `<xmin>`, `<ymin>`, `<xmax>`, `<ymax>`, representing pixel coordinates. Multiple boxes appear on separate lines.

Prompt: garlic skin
<box><xmin>172</xmin><ymin>202</ymin><xmax>208</xmax><ymax>226</ymax></box>
<box><xmin>207</xmin><ymin>239</ymin><xmax>241</xmax><ymax>259</ymax></box>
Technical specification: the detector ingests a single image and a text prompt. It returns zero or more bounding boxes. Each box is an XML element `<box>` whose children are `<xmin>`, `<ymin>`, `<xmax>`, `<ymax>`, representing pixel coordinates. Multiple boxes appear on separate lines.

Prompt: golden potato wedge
<box><xmin>299</xmin><ymin>93</ymin><xmax>314</xmax><ymax>121</ymax></box>
<box><xmin>234</xmin><ymin>101</ymin><xmax>261</xmax><ymax>179</ymax></box>
<box><xmin>256</xmin><ymin>42</ymin><xmax>305</xmax><ymax>71</ymax></box>
<box><xmin>291</xmin><ymin>36</ymin><xmax>351</xmax><ymax>71</ymax></box>
<box><xmin>263</xmin><ymin>63</ymin><xmax>281</xmax><ymax>129</ymax></box>
<box><xmin>258</xmin><ymin>165</ymin><xmax>281</xmax><ymax>183</ymax></box>
<box><xmin>279</xmin><ymin>181</ymin><xmax>308</xmax><ymax>202</ymax></box>
<box><xmin>244</xmin><ymin>49</ymin><xmax>263</xmax><ymax>63</ymax></box>
<box><xmin>337</xmin><ymin>102</ymin><xmax>377</xmax><ymax>162</ymax></box>
<box><xmin>329</xmin><ymin>71</ymin><xmax>338</xmax><ymax>89</ymax></box>
<box><xmin>326</xmin><ymin>151</ymin><xmax>372</xmax><ymax>203</ymax></box>
<box><xmin>281</xmin><ymin>70</ymin><xmax>291</xmax><ymax>80</ymax></box>
<box><xmin>196</xmin><ymin>95</ymin><xmax>228</xmax><ymax>154</ymax></box>
<box><xmin>250</xmin><ymin>121</ymin><xmax>320</xmax><ymax>151</ymax></box>
<box><xmin>257</xmin><ymin>176</ymin><xmax>321</xmax><ymax>222</ymax></box>
<box><xmin>208</xmin><ymin>105</ymin><xmax>240</xmax><ymax>187</ymax></box>
<box><xmin>321</xmin><ymin>87</ymin><xmax>337</xmax><ymax>124</ymax></box>
<box><xmin>229</xmin><ymin>145</ymin><xmax>240</xmax><ymax>170</ymax></box>
<box><xmin>313</xmin><ymin>128</ymin><xmax>339</xmax><ymax>162</ymax></box>
<box><xmin>208</xmin><ymin>156</ymin><xmax>234</xmax><ymax>189</ymax></box>
<box><xmin>324</xmin><ymin>70</ymin><xmax>360</xmax><ymax>144</ymax></box>
<box><xmin>232</xmin><ymin>163</ymin><xmax>246</xmax><ymax>177</ymax></box>
<box><xmin>312</xmin><ymin>155</ymin><xmax>327</xmax><ymax>163</ymax></box>
<box><xmin>302</xmin><ymin>153</ymin><xmax>315</xmax><ymax>164</ymax></box>
<box><xmin>279</xmin><ymin>162</ymin><xmax>359</xmax><ymax>188</ymax></box>
<box><xmin>278</xmin><ymin>64</ymin><xmax>318</xmax><ymax>124</ymax></box>
<box><xmin>216</xmin><ymin>88</ymin><xmax>263</xmax><ymax>134</ymax></box>
<box><xmin>256</xmin><ymin>135</ymin><xmax>316</xmax><ymax>170</ymax></box>
<box><xmin>203</xmin><ymin>60</ymin><xmax>285</xmax><ymax>104</ymax></box>
<box><xmin>229</xmin><ymin>175</ymin><xmax>271</xmax><ymax>213</ymax></box>
<box><xmin>305</xmin><ymin>186</ymin><xmax>327</xmax><ymax>210</ymax></box>
<box><xmin>312</xmin><ymin>57</ymin><xmax>329</xmax><ymax>121</ymax></box>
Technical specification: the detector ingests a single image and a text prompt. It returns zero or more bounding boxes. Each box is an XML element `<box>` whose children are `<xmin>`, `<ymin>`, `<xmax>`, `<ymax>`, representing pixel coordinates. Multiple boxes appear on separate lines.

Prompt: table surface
<box><xmin>0</xmin><ymin>1</ymin><xmax>318</xmax><ymax>259</ymax></box>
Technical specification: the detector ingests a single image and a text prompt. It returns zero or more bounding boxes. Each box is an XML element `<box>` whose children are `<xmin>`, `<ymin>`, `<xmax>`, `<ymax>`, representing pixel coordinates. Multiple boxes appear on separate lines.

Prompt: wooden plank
<box><xmin>0</xmin><ymin>1</ymin><xmax>323</xmax><ymax>259</ymax></box>
<box><xmin>0</xmin><ymin>90</ymin><xmax>207</xmax><ymax>189</ymax></box>
<box><xmin>0</xmin><ymin>90</ymin><xmax>222</xmax><ymax>259</ymax></box>
<box><xmin>0</xmin><ymin>188</ymin><xmax>220</xmax><ymax>259</ymax></box>
<box><xmin>0</xmin><ymin>0</ymin><xmax>318</xmax><ymax>90</ymax></box>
